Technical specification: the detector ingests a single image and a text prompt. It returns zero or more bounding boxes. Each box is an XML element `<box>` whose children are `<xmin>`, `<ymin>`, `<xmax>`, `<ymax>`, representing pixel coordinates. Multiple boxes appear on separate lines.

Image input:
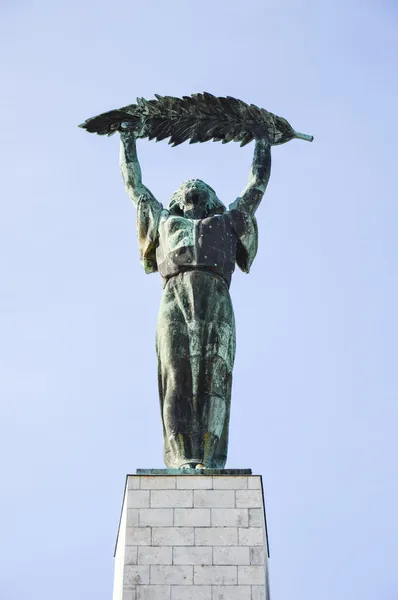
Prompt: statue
<box><xmin>79</xmin><ymin>93</ymin><xmax>313</xmax><ymax>469</ymax></box>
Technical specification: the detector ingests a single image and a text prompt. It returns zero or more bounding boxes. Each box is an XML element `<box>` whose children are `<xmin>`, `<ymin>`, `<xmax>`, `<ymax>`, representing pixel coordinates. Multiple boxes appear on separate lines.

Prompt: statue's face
<box><xmin>179</xmin><ymin>179</ymin><xmax>211</xmax><ymax>218</ymax></box>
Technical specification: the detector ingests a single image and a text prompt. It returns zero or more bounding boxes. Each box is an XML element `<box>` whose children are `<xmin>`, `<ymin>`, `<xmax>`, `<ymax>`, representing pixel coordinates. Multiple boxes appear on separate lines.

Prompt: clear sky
<box><xmin>0</xmin><ymin>1</ymin><xmax>397</xmax><ymax>599</ymax></box>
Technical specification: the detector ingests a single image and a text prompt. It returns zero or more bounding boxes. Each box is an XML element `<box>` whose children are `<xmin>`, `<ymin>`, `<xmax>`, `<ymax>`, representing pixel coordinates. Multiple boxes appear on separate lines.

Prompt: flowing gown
<box><xmin>135</xmin><ymin>192</ymin><xmax>258</xmax><ymax>468</ymax></box>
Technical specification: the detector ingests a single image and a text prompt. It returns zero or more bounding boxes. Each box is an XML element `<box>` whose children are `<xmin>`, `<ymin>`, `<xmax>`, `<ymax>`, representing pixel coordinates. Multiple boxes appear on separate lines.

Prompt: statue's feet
<box><xmin>180</xmin><ymin>463</ymin><xmax>198</xmax><ymax>469</ymax></box>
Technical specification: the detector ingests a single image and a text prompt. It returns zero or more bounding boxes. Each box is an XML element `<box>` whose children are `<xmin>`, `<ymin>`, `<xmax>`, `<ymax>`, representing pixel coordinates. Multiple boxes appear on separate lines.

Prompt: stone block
<box><xmin>211</xmin><ymin>508</ymin><xmax>248</xmax><ymax>527</ymax></box>
<box><xmin>252</xmin><ymin>585</ymin><xmax>266</xmax><ymax>600</ymax></box>
<box><xmin>124</xmin><ymin>565</ymin><xmax>150</xmax><ymax>586</ymax></box>
<box><xmin>127</xmin><ymin>491</ymin><xmax>150</xmax><ymax>509</ymax></box>
<box><xmin>171</xmin><ymin>585</ymin><xmax>211</xmax><ymax>600</ymax></box>
<box><xmin>212</xmin><ymin>586</ymin><xmax>251</xmax><ymax>600</ymax></box>
<box><xmin>194</xmin><ymin>490</ymin><xmax>235</xmax><ymax>508</ymax></box>
<box><xmin>127</xmin><ymin>476</ymin><xmax>140</xmax><ymax>490</ymax></box>
<box><xmin>249</xmin><ymin>508</ymin><xmax>263</xmax><ymax>527</ymax></box>
<box><xmin>136</xmin><ymin>585</ymin><xmax>170</xmax><ymax>600</ymax></box>
<box><xmin>124</xmin><ymin>547</ymin><xmax>138</xmax><ymax>565</ymax></box>
<box><xmin>212</xmin><ymin>476</ymin><xmax>248</xmax><ymax>489</ymax></box>
<box><xmin>121</xmin><ymin>589</ymin><xmax>136</xmax><ymax>600</ymax></box>
<box><xmin>126</xmin><ymin>527</ymin><xmax>151</xmax><ymax>546</ymax></box>
<box><xmin>194</xmin><ymin>527</ymin><xmax>237</xmax><ymax>546</ymax></box>
<box><xmin>176</xmin><ymin>476</ymin><xmax>212</xmax><ymax>489</ymax></box>
<box><xmin>235</xmin><ymin>490</ymin><xmax>262</xmax><ymax>508</ymax></box>
<box><xmin>139</xmin><ymin>509</ymin><xmax>174</xmax><ymax>527</ymax></box>
<box><xmin>150</xmin><ymin>565</ymin><xmax>193</xmax><ymax>585</ymax></box>
<box><xmin>137</xmin><ymin>547</ymin><xmax>172</xmax><ymax>565</ymax></box>
<box><xmin>152</xmin><ymin>527</ymin><xmax>194</xmax><ymax>546</ymax></box>
<box><xmin>140</xmin><ymin>477</ymin><xmax>176</xmax><ymax>490</ymax></box>
<box><xmin>248</xmin><ymin>476</ymin><xmax>262</xmax><ymax>490</ymax></box>
<box><xmin>213</xmin><ymin>546</ymin><xmax>250</xmax><ymax>565</ymax></box>
<box><xmin>238</xmin><ymin>565</ymin><xmax>265</xmax><ymax>585</ymax></box>
<box><xmin>193</xmin><ymin>565</ymin><xmax>237</xmax><ymax>585</ymax></box>
<box><xmin>173</xmin><ymin>546</ymin><xmax>212</xmax><ymax>565</ymax></box>
<box><xmin>151</xmin><ymin>490</ymin><xmax>193</xmax><ymax>508</ymax></box>
<box><xmin>127</xmin><ymin>509</ymin><xmax>140</xmax><ymax>527</ymax></box>
<box><xmin>174</xmin><ymin>508</ymin><xmax>210</xmax><ymax>527</ymax></box>
<box><xmin>250</xmin><ymin>547</ymin><xmax>265</xmax><ymax>566</ymax></box>
<box><xmin>239</xmin><ymin>527</ymin><xmax>263</xmax><ymax>546</ymax></box>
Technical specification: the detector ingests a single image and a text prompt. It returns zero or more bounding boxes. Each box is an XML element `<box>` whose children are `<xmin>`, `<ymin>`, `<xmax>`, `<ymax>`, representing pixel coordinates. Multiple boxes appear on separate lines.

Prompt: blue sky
<box><xmin>0</xmin><ymin>1</ymin><xmax>397</xmax><ymax>599</ymax></box>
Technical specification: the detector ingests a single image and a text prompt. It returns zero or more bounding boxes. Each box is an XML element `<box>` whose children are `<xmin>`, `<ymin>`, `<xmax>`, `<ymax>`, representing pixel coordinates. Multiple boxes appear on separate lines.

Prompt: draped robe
<box><xmin>136</xmin><ymin>193</ymin><xmax>258</xmax><ymax>468</ymax></box>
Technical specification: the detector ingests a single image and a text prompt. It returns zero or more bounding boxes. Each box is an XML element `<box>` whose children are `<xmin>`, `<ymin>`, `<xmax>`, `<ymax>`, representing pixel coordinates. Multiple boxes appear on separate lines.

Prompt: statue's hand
<box><xmin>120</xmin><ymin>121</ymin><xmax>144</xmax><ymax>140</ymax></box>
<box><xmin>119</xmin><ymin>122</ymin><xmax>140</xmax><ymax>145</ymax></box>
<box><xmin>120</xmin><ymin>121</ymin><xmax>136</xmax><ymax>131</ymax></box>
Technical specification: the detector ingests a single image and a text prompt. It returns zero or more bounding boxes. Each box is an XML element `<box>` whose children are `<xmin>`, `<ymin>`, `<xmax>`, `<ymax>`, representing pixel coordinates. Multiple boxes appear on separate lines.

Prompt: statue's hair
<box><xmin>168</xmin><ymin>179</ymin><xmax>226</xmax><ymax>216</ymax></box>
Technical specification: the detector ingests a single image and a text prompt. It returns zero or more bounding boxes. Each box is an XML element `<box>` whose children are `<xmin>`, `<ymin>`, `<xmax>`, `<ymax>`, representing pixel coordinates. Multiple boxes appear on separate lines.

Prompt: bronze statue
<box><xmin>79</xmin><ymin>93</ymin><xmax>312</xmax><ymax>469</ymax></box>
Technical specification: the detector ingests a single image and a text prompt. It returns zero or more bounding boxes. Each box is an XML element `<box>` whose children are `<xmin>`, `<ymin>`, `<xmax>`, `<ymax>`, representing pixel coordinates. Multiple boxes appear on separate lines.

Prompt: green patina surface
<box><xmin>118</xmin><ymin>128</ymin><xmax>271</xmax><ymax>470</ymax></box>
<box><xmin>79</xmin><ymin>92</ymin><xmax>313</xmax><ymax>146</ymax></box>
<box><xmin>136</xmin><ymin>468</ymin><xmax>253</xmax><ymax>475</ymax></box>
<box><xmin>80</xmin><ymin>94</ymin><xmax>312</xmax><ymax>470</ymax></box>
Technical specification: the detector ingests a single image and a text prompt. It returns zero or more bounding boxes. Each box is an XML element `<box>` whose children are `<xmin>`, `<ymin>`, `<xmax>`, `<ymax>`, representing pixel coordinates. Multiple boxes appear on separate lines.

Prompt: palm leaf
<box><xmin>78</xmin><ymin>93</ymin><xmax>313</xmax><ymax>146</ymax></box>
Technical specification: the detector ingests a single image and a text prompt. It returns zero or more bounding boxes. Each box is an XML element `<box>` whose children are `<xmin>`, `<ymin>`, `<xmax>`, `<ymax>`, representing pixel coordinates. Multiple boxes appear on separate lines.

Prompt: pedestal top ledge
<box><xmin>136</xmin><ymin>469</ymin><xmax>252</xmax><ymax>475</ymax></box>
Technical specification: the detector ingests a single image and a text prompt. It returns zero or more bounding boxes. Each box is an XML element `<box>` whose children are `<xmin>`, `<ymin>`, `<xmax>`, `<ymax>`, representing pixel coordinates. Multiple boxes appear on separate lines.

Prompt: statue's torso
<box><xmin>156</xmin><ymin>213</ymin><xmax>237</xmax><ymax>286</ymax></box>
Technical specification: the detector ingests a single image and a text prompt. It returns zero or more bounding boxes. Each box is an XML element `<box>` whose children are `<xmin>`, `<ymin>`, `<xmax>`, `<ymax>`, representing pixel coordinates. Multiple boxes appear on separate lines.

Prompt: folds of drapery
<box><xmin>135</xmin><ymin>194</ymin><xmax>258</xmax><ymax>276</ymax></box>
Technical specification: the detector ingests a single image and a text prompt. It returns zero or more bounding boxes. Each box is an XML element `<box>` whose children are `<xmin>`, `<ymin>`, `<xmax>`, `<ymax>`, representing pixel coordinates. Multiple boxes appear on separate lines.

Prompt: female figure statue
<box><xmin>120</xmin><ymin>129</ymin><xmax>271</xmax><ymax>469</ymax></box>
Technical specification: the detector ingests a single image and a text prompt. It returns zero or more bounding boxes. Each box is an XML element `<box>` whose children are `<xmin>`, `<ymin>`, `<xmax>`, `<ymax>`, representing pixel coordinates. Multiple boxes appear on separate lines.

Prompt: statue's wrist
<box><xmin>120</xmin><ymin>128</ymin><xmax>137</xmax><ymax>141</ymax></box>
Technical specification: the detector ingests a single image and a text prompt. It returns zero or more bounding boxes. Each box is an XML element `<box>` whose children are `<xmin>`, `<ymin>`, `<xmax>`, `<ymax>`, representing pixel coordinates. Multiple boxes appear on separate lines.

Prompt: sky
<box><xmin>0</xmin><ymin>1</ymin><xmax>397</xmax><ymax>599</ymax></box>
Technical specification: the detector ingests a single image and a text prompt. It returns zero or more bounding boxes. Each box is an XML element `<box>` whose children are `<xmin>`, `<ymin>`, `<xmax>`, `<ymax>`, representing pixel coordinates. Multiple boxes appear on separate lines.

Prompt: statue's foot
<box><xmin>180</xmin><ymin>463</ymin><xmax>198</xmax><ymax>469</ymax></box>
<box><xmin>195</xmin><ymin>463</ymin><xmax>206</xmax><ymax>470</ymax></box>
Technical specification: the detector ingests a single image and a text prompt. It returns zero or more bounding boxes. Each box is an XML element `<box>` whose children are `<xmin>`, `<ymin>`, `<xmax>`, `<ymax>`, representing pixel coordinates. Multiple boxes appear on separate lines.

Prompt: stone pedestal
<box><xmin>113</xmin><ymin>471</ymin><xmax>270</xmax><ymax>600</ymax></box>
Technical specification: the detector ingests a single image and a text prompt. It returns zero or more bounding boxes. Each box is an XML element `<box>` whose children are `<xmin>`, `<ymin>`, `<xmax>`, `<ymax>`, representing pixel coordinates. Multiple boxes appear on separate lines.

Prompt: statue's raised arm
<box><xmin>119</xmin><ymin>127</ymin><xmax>160</xmax><ymax>208</ymax></box>
<box><xmin>230</xmin><ymin>140</ymin><xmax>271</xmax><ymax>216</ymax></box>
<box><xmin>119</xmin><ymin>127</ymin><xmax>163</xmax><ymax>274</ymax></box>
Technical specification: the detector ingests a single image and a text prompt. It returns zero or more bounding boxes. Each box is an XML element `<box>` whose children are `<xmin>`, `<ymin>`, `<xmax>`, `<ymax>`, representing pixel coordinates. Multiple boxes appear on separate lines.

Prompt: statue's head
<box><xmin>168</xmin><ymin>179</ymin><xmax>226</xmax><ymax>219</ymax></box>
